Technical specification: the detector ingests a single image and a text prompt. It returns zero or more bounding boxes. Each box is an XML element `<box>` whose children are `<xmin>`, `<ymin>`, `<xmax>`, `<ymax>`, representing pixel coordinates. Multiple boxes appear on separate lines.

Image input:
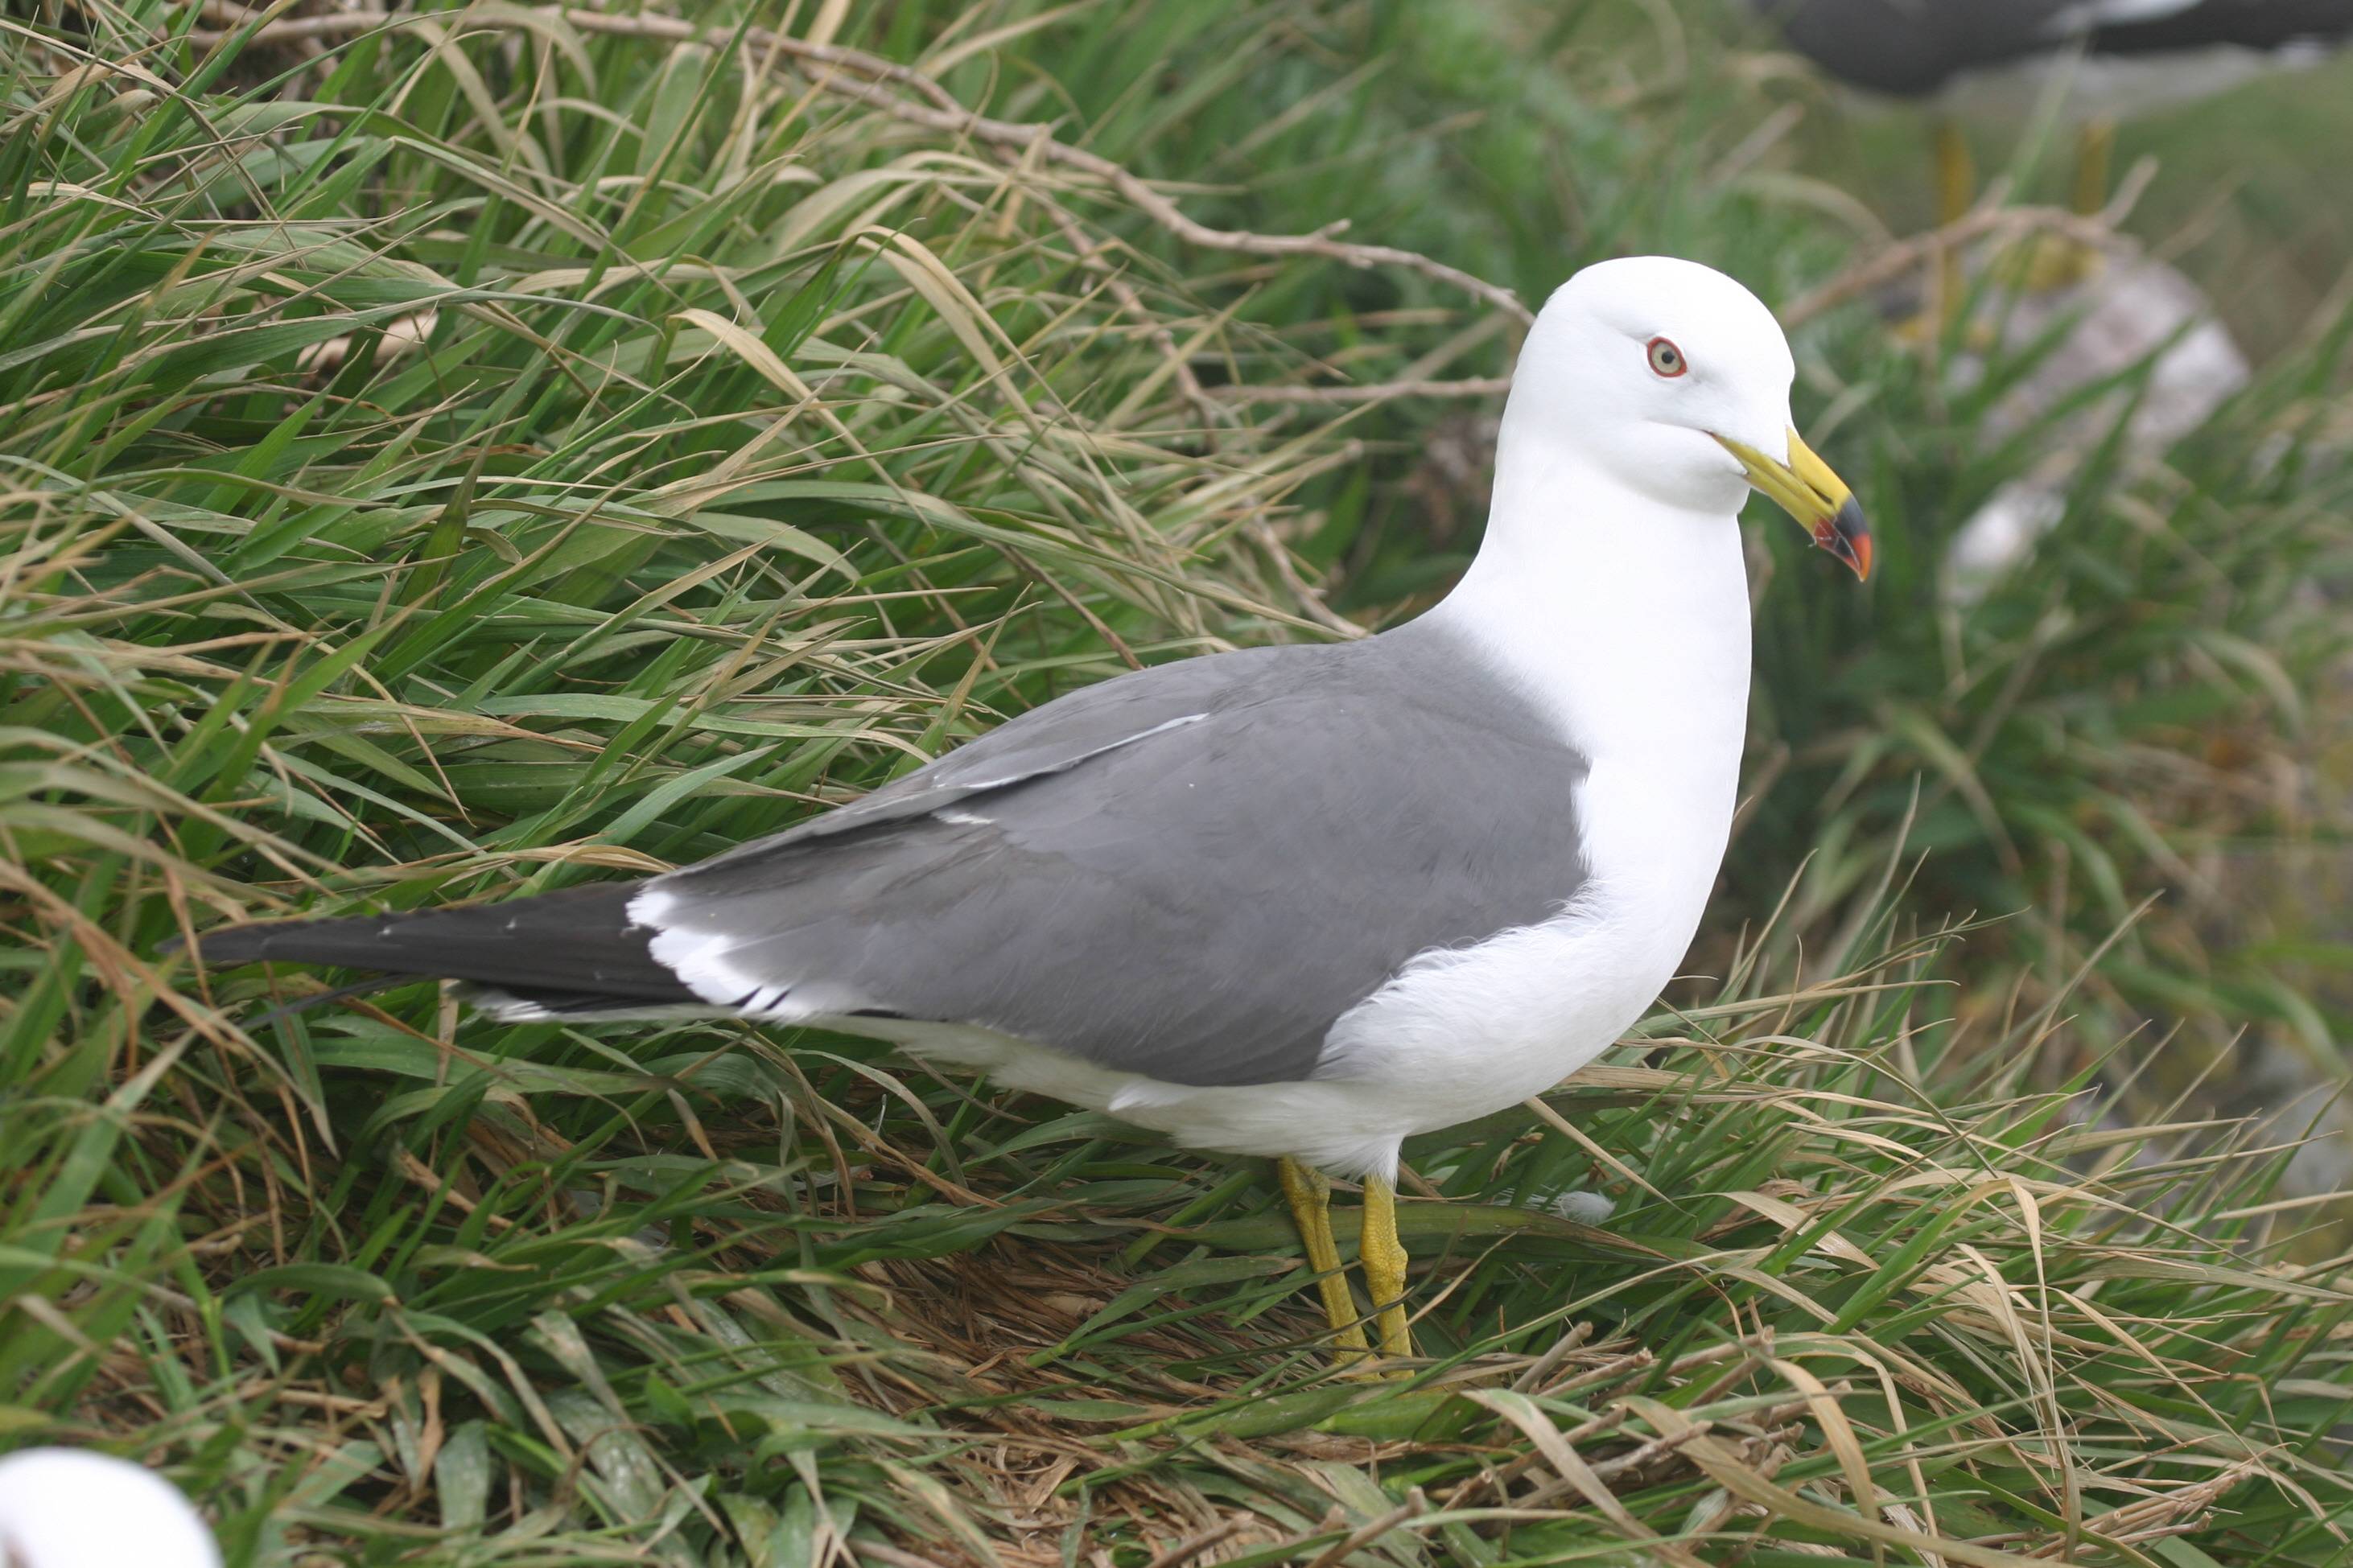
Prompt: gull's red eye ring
<box><xmin>1646</xmin><ymin>336</ymin><xmax>1687</xmax><ymax>378</ymax></box>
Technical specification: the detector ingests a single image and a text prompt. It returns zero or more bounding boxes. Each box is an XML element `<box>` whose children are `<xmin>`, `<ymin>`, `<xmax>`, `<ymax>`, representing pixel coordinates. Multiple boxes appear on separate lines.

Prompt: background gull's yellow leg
<box><xmin>2016</xmin><ymin>119</ymin><xmax>2116</xmax><ymax>291</ymax></box>
<box><xmin>2054</xmin><ymin>118</ymin><xmax>2115</xmax><ymax>286</ymax></box>
<box><xmin>1928</xmin><ymin>119</ymin><xmax>1977</xmax><ymax>335</ymax></box>
<box><xmin>1935</xmin><ymin>118</ymin><xmax>1976</xmax><ymax>228</ymax></box>
<box><xmin>1894</xmin><ymin>120</ymin><xmax>1980</xmax><ymax>345</ymax></box>
<box><xmin>1358</xmin><ymin>1174</ymin><xmax>1415</xmax><ymax>1370</ymax></box>
<box><xmin>2072</xmin><ymin>118</ymin><xmax>2113</xmax><ymax>220</ymax></box>
<box><xmin>1278</xmin><ymin>1157</ymin><xmax>1369</xmax><ymax>1365</ymax></box>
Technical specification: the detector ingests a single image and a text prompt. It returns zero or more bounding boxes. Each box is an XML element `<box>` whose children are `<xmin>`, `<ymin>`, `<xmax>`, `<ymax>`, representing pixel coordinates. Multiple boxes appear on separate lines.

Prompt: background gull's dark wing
<box><xmin>1750</xmin><ymin>0</ymin><xmax>2080</xmax><ymax>96</ymax></box>
<box><xmin>1753</xmin><ymin>0</ymin><xmax>2353</xmax><ymax>97</ymax></box>
<box><xmin>2083</xmin><ymin>0</ymin><xmax>2353</xmax><ymax>56</ymax></box>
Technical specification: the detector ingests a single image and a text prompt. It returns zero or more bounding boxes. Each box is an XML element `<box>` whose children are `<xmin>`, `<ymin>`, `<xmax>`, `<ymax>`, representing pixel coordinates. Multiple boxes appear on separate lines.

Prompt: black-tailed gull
<box><xmin>183</xmin><ymin>257</ymin><xmax>1871</xmax><ymax>1370</ymax></box>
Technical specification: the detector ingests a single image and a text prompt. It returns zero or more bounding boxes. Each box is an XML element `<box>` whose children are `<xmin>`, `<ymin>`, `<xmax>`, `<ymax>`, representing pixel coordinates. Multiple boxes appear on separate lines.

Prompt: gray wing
<box><xmin>644</xmin><ymin>623</ymin><xmax>1590</xmax><ymax>1086</ymax></box>
<box><xmin>686</xmin><ymin>641</ymin><xmax>1282</xmax><ymax>866</ymax></box>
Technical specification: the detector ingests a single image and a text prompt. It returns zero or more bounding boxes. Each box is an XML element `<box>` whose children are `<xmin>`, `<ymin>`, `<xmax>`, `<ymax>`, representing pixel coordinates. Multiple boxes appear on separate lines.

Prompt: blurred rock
<box><xmin>1943</xmin><ymin>243</ymin><xmax>2251</xmax><ymax>603</ymax></box>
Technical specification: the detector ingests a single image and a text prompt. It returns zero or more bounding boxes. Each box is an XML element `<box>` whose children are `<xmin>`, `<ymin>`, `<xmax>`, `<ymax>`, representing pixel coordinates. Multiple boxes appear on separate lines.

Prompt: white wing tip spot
<box><xmin>474</xmin><ymin>990</ymin><xmax>554</xmax><ymax>1022</ymax></box>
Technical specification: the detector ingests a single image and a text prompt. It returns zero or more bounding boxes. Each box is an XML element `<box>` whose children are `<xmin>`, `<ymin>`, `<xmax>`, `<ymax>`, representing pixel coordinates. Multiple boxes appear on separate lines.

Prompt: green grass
<box><xmin>4</xmin><ymin>1</ymin><xmax>2352</xmax><ymax>1562</ymax></box>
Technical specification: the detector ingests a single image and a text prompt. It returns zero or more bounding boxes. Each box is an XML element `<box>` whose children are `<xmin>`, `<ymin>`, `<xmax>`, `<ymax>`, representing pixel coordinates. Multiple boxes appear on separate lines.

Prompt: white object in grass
<box><xmin>0</xmin><ymin>1448</ymin><xmax>220</xmax><ymax>1568</ymax></box>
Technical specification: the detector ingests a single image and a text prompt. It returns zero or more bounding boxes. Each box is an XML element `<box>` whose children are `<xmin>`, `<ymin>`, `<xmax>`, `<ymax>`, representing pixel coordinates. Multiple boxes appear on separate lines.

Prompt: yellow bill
<box><xmin>1715</xmin><ymin>429</ymin><xmax>1872</xmax><ymax>580</ymax></box>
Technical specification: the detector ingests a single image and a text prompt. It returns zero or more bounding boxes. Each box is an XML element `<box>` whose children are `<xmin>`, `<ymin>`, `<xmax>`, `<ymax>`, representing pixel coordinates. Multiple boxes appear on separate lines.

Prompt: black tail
<box><xmin>177</xmin><ymin>882</ymin><xmax>697</xmax><ymax>1013</ymax></box>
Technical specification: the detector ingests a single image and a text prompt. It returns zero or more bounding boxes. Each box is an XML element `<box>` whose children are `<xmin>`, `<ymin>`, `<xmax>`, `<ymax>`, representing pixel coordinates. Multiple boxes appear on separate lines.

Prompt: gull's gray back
<box><xmin>649</xmin><ymin>621</ymin><xmax>1591</xmax><ymax>1086</ymax></box>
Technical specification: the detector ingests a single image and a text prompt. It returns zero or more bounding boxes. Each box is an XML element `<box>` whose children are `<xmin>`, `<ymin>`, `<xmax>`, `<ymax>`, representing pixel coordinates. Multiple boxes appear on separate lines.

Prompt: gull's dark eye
<box><xmin>1646</xmin><ymin>336</ymin><xmax>1687</xmax><ymax>378</ymax></box>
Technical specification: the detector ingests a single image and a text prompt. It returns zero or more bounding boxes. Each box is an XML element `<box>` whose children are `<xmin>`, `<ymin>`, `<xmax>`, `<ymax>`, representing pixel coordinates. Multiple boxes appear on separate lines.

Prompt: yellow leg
<box><xmin>2072</xmin><ymin>118</ymin><xmax>2113</xmax><ymax>218</ymax></box>
<box><xmin>2055</xmin><ymin>118</ymin><xmax>2112</xmax><ymax>286</ymax></box>
<box><xmin>1896</xmin><ymin>120</ymin><xmax>1977</xmax><ymax>345</ymax></box>
<box><xmin>1934</xmin><ymin>119</ymin><xmax>1975</xmax><ymax>228</ymax></box>
<box><xmin>1278</xmin><ymin>1157</ymin><xmax>1369</xmax><ymax>1366</ymax></box>
<box><xmin>1359</xmin><ymin>1174</ymin><xmax>1414</xmax><ymax>1371</ymax></box>
<box><xmin>2018</xmin><ymin>121</ymin><xmax>2114</xmax><ymax>291</ymax></box>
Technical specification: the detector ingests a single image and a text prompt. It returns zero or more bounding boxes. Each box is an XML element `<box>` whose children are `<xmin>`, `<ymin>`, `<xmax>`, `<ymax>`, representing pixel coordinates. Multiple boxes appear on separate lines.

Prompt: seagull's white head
<box><xmin>0</xmin><ymin>1448</ymin><xmax>220</xmax><ymax>1568</ymax></box>
<box><xmin>1512</xmin><ymin>255</ymin><xmax>1870</xmax><ymax>578</ymax></box>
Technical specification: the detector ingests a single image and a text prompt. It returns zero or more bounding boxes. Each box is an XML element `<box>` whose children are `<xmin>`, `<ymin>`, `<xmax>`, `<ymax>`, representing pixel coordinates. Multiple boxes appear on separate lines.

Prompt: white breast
<box><xmin>1298</xmin><ymin>445</ymin><xmax>1753</xmax><ymax>1164</ymax></box>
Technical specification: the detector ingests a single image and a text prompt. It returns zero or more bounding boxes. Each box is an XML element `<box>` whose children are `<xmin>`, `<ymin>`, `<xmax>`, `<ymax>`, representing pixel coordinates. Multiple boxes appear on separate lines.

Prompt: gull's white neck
<box><xmin>1424</xmin><ymin>414</ymin><xmax>1753</xmax><ymax>899</ymax></box>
